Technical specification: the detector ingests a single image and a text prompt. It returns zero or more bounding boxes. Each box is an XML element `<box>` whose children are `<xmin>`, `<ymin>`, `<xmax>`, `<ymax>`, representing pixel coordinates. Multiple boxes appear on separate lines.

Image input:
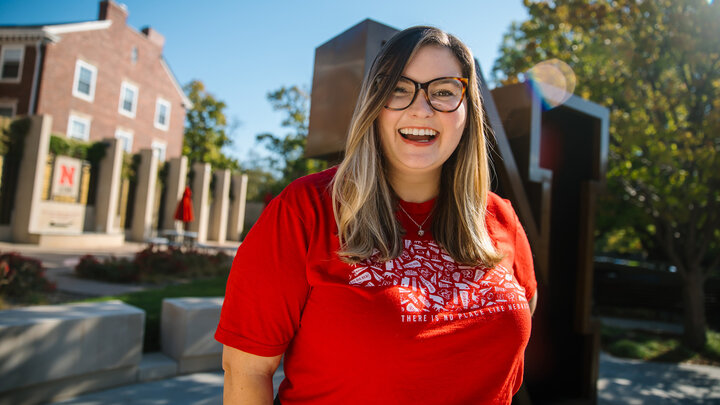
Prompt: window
<box><xmin>72</xmin><ymin>60</ymin><xmax>97</xmax><ymax>101</ymax></box>
<box><xmin>131</xmin><ymin>46</ymin><xmax>138</xmax><ymax>64</ymax></box>
<box><xmin>72</xmin><ymin>60</ymin><xmax>97</xmax><ymax>102</ymax></box>
<box><xmin>0</xmin><ymin>45</ymin><xmax>24</xmax><ymax>82</ymax></box>
<box><xmin>0</xmin><ymin>107</ymin><xmax>13</xmax><ymax>117</ymax></box>
<box><xmin>67</xmin><ymin>114</ymin><xmax>91</xmax><ymax>141</ymax></box>
<box><xmin>118</xmin><ymin>81</ymin><xmax>138</xmax><ymax>118</ymax></box>
<box><xmin>151</xmin><ymin>140</ymin><xmax>167</xmax><ymax>162</ymax></box>
<box><xmin>114</xmin><ymin>128</ymin><xmax>134</xmax><ymax>153</ymax></box>
<box><xmin>154</xmin><ymin>97</ymin><xmax>171</xmax><ymax>130</ymax></box>
<box><xmin>0</xmin><ymin>100</ymin><xmax>16</xmax><ymax>117</ymax></box>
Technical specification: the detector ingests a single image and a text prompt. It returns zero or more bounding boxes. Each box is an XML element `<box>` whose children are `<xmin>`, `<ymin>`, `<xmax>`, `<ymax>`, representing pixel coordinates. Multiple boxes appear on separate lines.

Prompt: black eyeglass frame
<box><xmin>382</xmin><ymin>75</ymin><xmax>469</xmax><ymax>113</ymax></box>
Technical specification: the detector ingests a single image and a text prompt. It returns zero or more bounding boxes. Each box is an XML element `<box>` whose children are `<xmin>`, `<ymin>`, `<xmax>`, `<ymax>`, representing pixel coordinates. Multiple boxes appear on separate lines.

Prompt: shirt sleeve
<box><xmin>511</xmin><ymin>208</ymin><xmax>537</xmax><ymax>302</ymax></box>
<box><xmin>215</xmin><ymin>193</ymin><xmax>311</xmax><ymax>357</ymax></box>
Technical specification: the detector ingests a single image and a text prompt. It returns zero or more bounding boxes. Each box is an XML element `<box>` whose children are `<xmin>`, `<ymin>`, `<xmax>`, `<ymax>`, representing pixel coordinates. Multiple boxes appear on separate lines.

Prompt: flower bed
<box><xmin>75</xmin><ymin>245</ymin><xmax>232</xmax><ymax>283</ymax></box>
<box><xmin>0</xmin><ymin>252</ymin><xmax>56</xmax><ymax>307</ymax></box>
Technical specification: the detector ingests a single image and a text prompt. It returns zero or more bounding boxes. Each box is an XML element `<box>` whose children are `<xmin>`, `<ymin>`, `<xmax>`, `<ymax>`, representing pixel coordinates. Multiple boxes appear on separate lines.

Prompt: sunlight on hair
<box><xmin>525</xmin><ymin>59</ymin><xmax>576</xmax><ymax>109</ymax></box>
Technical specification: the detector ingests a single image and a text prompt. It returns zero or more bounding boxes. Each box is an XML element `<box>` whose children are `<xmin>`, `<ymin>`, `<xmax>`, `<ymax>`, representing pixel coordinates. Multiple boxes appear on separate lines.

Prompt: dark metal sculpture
<box><xmin>307</xmin><ymin>20</ymin><xmax>610</xmax><ymax>405</ymax></box>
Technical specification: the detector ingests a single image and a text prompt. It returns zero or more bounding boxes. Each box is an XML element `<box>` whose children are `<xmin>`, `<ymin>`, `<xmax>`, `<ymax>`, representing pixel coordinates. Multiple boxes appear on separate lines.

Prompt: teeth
<box><xmin>399</xmin><ymin>128</ymin><xmax>437</xmax><ymax>136</ymax></box>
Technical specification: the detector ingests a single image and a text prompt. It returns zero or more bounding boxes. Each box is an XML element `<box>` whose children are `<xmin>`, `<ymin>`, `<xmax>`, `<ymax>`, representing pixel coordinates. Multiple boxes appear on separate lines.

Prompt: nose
<box><xmin>408</xmin><ymin>89</ymin><xmax>434</xmax><ymax>117</ymax></box>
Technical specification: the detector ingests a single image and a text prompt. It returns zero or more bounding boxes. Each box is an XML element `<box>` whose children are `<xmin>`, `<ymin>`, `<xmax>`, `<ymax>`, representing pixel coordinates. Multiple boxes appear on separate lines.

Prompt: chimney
<box><xmin>99</xmin><ymin>0</ymin><xmax>128</xmax><ymax>23</ymax></box>
<box><xmin>142</xmin><ymin>27</ymin><xmax>165</xmax><ymax>50</ymax></box>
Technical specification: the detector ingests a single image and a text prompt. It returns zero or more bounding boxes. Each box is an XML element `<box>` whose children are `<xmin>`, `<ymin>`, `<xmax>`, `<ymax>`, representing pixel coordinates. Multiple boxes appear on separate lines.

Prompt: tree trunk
<box><xmin>682</xmin><ymin>268</ymin><xmax>707</xmax><ymax>351</ymax></box>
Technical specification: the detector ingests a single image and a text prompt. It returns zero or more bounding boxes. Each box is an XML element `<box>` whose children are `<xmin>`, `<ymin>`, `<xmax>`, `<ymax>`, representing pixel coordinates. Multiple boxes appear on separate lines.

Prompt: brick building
<box><xmin>0</xmin><ymin>0</ymin><xmax>189</xmax><ymax>159</ymax></box>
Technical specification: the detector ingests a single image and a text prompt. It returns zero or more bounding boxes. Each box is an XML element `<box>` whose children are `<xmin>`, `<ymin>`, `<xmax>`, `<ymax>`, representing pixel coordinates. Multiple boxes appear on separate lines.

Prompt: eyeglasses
<box><xmin>382</xmin><ymin>76</ymin><xmax>468</xmax><ymax>112</ymax></box>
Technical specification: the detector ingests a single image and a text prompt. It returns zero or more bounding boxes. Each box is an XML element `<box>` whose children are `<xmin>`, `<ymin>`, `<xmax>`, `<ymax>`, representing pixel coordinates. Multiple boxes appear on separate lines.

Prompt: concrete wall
<box><xmin>207</xmin><ymin>169</ymin><xmax>230</xmax><ymax>242</ymax></box>
<box><xmin>95</xmin><ymin>137</ymin><xmax>123</xmax><ymax>233</ymax></box>
<box><xmin>189</xmin><ymin>162</ymin><xmax>210</xmax><ymax>243</ymax></box>
<box><xmin>161</xmin><ymin>297</ymin><xmax>223</xmax><ymax>374</ymax></box>
<box><xmin>163</xmin><ymin>156</ymin><xmax>187</xmax><ymax>232</ymax></box>
<box><xmin>227</xmin><ymin>173</ymin><xmax>248</xmax><ymax>241</ymax></box>
<box><xmin>0</xmin><ymin>300</ymin><xmax>145</xmax><ymax>405</ymax></box>
<box><xmin>130</xmin><ymin>148</ymin><xmax>158</xmax><ymax>241</ymax></box>
<box><xmin>11</xmin><ymin>115</ymin><xmax>51</xmax><ymax>243</ymax></box>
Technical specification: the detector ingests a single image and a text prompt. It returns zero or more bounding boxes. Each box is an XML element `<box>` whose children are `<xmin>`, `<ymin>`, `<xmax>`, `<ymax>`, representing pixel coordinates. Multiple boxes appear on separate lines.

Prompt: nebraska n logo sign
<box><xmin>60</xmin><ymin>165</ymin><xmax>75</xmax><ymax>186</ymax></box>
<box><xmin>51</xmin><ymin>156</ymin><xmax>82</xmax><ymax>200</ymax></box>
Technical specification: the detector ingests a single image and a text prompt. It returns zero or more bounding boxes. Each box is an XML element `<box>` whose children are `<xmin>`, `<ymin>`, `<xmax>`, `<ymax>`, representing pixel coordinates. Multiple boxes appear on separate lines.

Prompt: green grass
<box><xmin>79</xmin><ymin>276</ymin><xmax>228</xmax><ymax>352</ymax></box>
<box><xmin>601</xmin><ymin>325</ymin><xmax>720</xmax><ymax>366</ymax></box>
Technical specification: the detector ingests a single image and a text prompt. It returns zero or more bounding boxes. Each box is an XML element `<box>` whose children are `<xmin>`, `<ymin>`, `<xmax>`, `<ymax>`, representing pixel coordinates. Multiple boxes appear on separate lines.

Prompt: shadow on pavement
<box><xmin>598</xmin><ymin>352</ymin><xmax>720</xmax><ymax>404</ymax></box>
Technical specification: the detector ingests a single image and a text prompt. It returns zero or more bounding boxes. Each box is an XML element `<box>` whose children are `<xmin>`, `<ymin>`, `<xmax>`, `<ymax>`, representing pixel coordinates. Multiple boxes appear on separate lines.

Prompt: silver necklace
<box><xmin>398</xmin><ymin>204</ymin><xmax>431</xmax><ymax>237</ymax></box>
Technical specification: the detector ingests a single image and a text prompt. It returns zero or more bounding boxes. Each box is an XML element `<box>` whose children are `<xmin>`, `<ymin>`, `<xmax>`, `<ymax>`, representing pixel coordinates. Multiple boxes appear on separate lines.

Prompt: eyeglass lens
<box><xmin>386</xmin><ymin>77</ymin><xmax>465</xmax><ymax>111</ymax></box>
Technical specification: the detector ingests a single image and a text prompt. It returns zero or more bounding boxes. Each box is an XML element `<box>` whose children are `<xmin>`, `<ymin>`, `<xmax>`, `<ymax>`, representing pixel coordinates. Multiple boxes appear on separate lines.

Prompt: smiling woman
<box><xmin>216</xmin><ymin>26</ymin><xmax>538</xmax><ymax>405</ymax></box>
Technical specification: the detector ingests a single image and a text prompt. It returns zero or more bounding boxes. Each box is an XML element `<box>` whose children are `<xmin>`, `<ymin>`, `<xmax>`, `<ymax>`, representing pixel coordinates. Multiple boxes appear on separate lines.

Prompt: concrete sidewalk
<box><xmin>48</xmin><ymin>352</ymin><xmax>720</xmax><ymax>404</ymax></box>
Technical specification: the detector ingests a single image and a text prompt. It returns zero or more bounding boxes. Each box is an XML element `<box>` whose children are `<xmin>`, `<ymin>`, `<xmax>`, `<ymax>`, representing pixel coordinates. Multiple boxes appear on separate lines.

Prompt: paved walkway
<box><xmin>49</xmin><ymin>352</ymin><xmax>720</xmax><ymax>404</ymax></box>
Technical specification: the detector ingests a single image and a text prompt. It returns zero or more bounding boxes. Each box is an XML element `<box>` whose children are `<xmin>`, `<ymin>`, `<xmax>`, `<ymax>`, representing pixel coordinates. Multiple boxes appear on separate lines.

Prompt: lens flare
<box><xmin>525</xmin><ymin>59</ymin><xmax>576</xmax><ymax>109</ymax></box>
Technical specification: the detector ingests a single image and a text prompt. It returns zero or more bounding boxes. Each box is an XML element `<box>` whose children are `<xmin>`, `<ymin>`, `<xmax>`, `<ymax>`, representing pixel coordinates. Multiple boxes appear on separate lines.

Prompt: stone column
<box><xmin>94</xmin><ymin>138</ymin><xmax>123</xmax><ymax>233</ymax></box>
<box><xmin>130</xmin><ymin>149</ymin><xmax>158</xmax><ymax>242</ymax></box>
<box><xmin>12</xmin><ymin>115</ymin><xmax>51</xmax><ymax>243</ymax></box>
<box><xmin>189</xmin><ymin>162</ymin><xmax>211</xmax><ymax>243</ymax></box>
<box><xmin>207</xmin><ymin>169</ymin><xmax>230</xmax><ymax>243</ymax></box>
<box><xmin>163</xmin><ymin>156</ymin><xmax>187</xmax><ymax>232</ymax></box>
<box><xmin>226</xmin><ymin>173</ymin><xmax>248</xmax><ymax>241</ymax></box>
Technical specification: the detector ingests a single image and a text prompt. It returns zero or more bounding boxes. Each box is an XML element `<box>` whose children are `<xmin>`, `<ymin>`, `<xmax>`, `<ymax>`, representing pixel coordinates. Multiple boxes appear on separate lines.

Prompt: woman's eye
<box><xmin>433</xmin><ymin>89</ymin><xmax>455</xmax><ymax>97</ymax></box>
<box><xmin>393</xmin><ymin>87</ymin><xmax>412</xmax><ymax>94</ymax></box>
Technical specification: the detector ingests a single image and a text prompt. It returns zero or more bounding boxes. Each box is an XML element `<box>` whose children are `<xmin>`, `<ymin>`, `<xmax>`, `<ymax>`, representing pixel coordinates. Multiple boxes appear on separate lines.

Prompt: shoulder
<box><xmin>274</xmin><ymin>166</ymin><xmax>337</xmax><ymax>210</ymax></box>
<box><xmin>485</xmin><ymin>191</ymin><xmax>518</xmax><ymax>229</ymax></box>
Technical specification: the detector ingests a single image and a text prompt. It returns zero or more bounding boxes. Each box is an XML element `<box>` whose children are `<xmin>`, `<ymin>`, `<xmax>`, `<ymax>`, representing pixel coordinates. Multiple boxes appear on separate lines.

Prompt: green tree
<box><xmin>493</xmin><ymin>0</ymin><xmax>720</xmax><ymax>350</ymax></box>
<box><xmin>255</xmin><ymin>86</ymin><xmax>327</xmax><ymax>195</ymax></box>
<box><xmin>183</xmin><ymin>80</ymin><xmax>240</xmax><ymax>170</ymax></box>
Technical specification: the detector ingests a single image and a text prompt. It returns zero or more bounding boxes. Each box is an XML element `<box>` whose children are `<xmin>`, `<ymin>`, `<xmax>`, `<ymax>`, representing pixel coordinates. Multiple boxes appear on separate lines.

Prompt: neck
<box><xmin>388</xmin><ymin>168</ymin><xmax>441</xmax><ymax>203</ymax></box>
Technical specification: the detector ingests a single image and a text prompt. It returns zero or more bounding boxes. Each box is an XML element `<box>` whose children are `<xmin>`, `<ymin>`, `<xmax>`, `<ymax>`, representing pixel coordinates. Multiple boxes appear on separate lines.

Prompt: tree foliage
<box><xmin>183</xmin><ymin>80</ymin><xmax>240</xmax><ymax>170</ymax></box>
<box><xmin>493</xmin><ymin>0</ymin><xmax>720</xmax><ymax>349</ymax></box>
<box><xmin>254</xmin><ymin>86</ymin><xmax>327</xmax><ymax>195</ymax></box>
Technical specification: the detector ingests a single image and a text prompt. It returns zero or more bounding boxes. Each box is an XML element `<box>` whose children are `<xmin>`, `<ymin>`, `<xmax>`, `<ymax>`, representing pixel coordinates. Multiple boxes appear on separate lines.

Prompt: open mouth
<box><xmin>399</xmin><ymin>128</ymin><xmax>438</xmax><ymax>143</ymax></box>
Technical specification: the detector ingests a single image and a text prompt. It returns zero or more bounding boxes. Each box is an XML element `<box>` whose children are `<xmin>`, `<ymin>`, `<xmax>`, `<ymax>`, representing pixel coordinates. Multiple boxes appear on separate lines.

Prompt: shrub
<box><xmin>75</xmin><ymin>255</ymin><xmax>138</xmax><ymax>283</ymax></box>
<box><xmin>134</xmin><ymin>246</ymin><xmax>188</xmax><ymax>282</ymax></box>
<box><xmin>74</xmin><ymin>246</ymin><xmax>232</xmax><ymax>284</ymax></box>
<box><xmin>0</xmin><ymin>252</ymin><xmax>56</xmax><ymax>304</ymax></box>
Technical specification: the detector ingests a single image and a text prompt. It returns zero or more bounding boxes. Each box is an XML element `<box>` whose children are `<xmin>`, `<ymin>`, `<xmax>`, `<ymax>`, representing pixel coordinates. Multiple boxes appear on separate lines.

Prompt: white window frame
<box><xmin>72</xmin><ymin>59</ymin><xmax>97</xmax><ymax>102</ymax></box>
<box><xmin>114</xmin><ymin>128</ymin><xmax>134</xmax><ymax>153</ymax></box>
<box><xmin>154</xmin><ymin>97</ymin><xmax>171</xmax><ymax>131</ymax></box>
<box><xmin>151</xmin><ymin>140</ymin><xmax>167</xmax><ymax>162</ymax></box>
<box><xmin>118</xmin><ymin>81</ymin><xmax>139</xmax><ymax>118</ymax></box>
<box><xmin>0</xmin><ymin>100</ymin><xmax>17</xmax><ymax>117</ymax></box>
<box><xmin>67</xmin><ymin>113</ymin><xmax>91</xmax><ymax>141</ymax></box>
<box><xmin>0</xmin><ymin>45</ymin><xmax>24</xmax><ymax>83</ymax></box>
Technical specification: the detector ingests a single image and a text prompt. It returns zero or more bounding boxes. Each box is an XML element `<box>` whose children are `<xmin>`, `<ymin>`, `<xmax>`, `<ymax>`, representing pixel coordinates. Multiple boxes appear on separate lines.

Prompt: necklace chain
<box><xmin>397</xmin><ymin>204</ymin><xmax>431</xmax><ymax>237</ymax></box>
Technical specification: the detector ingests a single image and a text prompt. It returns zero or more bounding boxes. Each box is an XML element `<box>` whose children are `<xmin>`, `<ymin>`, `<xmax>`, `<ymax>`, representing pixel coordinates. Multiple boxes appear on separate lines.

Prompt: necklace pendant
<box><xmin>418</xmin><ymin>229</ymin><xmax>425</xmax><ymax>237</ymax></box>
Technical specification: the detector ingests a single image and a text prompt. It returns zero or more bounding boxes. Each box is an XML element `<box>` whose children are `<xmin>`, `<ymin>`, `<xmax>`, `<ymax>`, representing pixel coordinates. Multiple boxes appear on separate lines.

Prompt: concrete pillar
<box><xmin>189</xmin><ymin>162</ymin><xmax>210</xmax><ymax>243</ymax></box>
<box><xmin>163</xmin><ymin>156</ymin><xmax>187</xmax><ymax>232</ymax></box>
<box><xmin>207</xmin><ymin>169</ymin><xmax>230</xmax><ymax>243</ymax></box>
<box><xmin>130</xmin><ymin>149</ymin><xmax>158</xmax><ymax>242</ymax></box>
<box><xmin>227</xmin><ymin>173</ymin><xmax>248</xmax><ymax>241</ymax></box>
<box><xmin>95</xmin><ymin>138</ymin><xmax>123</xmax><ymax>233</ymax></box>
<box><xmin>12</xmin><ymin>115</ymin><xmax>51</xmax><ymax>243</ymax></box>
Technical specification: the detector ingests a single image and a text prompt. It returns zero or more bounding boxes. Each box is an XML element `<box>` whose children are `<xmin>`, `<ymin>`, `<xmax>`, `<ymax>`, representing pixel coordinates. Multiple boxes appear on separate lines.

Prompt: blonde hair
<box><xmin>331</xmin><ymin>26</ymin><xmax>503</xmax><ymax>267</ymax></box>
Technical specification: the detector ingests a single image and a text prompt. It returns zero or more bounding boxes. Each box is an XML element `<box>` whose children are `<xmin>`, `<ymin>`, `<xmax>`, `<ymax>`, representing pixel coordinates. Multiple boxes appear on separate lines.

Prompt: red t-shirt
<box><xmin>216</xmin><ymin>167</ymin><xmax>537</xmax><ymax>405</ymax></box>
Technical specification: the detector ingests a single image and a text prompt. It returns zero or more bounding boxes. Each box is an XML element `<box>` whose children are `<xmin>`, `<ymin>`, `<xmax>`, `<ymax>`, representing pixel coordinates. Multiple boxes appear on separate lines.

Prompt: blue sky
<box><xmin>0</xmin><ymin>0</ymin><xmax>528</xmax><ymax>164</ymax></box>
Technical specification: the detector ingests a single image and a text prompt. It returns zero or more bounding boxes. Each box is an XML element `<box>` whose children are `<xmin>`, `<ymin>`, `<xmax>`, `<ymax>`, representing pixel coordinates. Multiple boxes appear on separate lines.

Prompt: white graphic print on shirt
<box><xmin>349</xmin><ymin>240</ymin><xmax>529</xmax><ymax>322</ymax></box>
